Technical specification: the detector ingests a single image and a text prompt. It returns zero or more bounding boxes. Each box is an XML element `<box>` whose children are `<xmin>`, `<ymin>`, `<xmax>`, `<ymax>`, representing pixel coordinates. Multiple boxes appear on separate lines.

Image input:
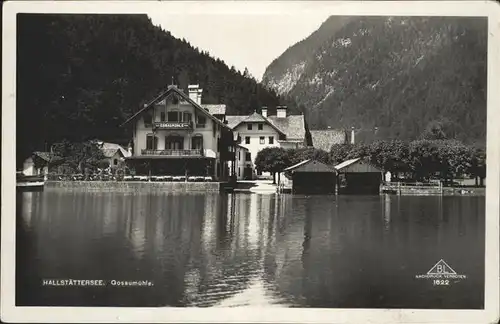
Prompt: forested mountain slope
<box><xmin>17</xmin><ymin>14</ymin><xmax>298</xmax><ymax>164</ymax></box>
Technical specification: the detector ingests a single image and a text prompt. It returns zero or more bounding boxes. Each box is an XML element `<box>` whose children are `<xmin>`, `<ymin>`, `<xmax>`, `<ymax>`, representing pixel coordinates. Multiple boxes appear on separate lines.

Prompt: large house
<box><xmin>226</xmin><ymin>106</ymin><xmax>308</xmax><ymax>179</ymax></box>
<box><xmin>120</xmin><ymin>85</ymin><xmax>235</xmax><ymax>180</ymax></box>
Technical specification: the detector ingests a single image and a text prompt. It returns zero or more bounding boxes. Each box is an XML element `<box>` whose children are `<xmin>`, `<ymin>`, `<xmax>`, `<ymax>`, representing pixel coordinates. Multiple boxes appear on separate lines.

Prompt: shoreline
<box><xmin>40</xmin><ymin>180</ymin><xmax>486</xmax><ymax>196</ymax></box>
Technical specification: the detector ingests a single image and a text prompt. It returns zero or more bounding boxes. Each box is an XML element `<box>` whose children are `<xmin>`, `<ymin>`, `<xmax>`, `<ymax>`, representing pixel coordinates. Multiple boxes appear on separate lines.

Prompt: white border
<box><xmin>2</xmin><ymin>1</ymin><xmax>499</xmax><ymax>323</ymax></box>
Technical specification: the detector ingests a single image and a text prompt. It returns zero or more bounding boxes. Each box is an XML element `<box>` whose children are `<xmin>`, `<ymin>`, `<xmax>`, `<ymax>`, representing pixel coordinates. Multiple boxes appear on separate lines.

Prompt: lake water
<box><xmin>16</xmin><ymin>189</ymin><xmax>484</xmax><ymax>308</ymax></box>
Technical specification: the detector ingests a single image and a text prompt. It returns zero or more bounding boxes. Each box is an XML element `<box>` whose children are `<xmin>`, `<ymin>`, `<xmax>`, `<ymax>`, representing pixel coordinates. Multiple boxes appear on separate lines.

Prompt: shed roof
<box><xmin>334</xmin><ymin>157</ymin><xmax>382</xmax><ymax>173</ymax></box>
<box><xmin>284</xmin><ymin>159</ymin><xmax>336</xmax><ymax>173</ymax></box>
<box><xmin>334</xmin><ymin>158</ymin><xmax>361</xmax><ymax>170</ymax></box>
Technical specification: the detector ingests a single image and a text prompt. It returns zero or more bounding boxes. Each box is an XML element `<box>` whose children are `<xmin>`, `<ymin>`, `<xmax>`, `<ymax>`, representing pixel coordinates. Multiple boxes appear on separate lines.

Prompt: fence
<box><xmin>47</xmin><ymin>173</ymin><xmax>215</xmax><ymax>182</ymax></box>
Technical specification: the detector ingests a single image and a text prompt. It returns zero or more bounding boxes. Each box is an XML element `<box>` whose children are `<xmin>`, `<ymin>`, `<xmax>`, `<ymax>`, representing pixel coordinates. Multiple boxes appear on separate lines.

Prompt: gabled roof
<box><xmin>31</xmin><ymin>151</ymin><xmax>63</xmax><ymax>164</ymax></box>
<box><xmin>227</xmin><ymin>111</ymin><xmax>285</xmax><ymax>136</ymax></box>
<box><xmin>267</xmin><ymin>115</ymin><xmax>306</xmax><ymax>140</ymax></box>
<box><xmin>32</xmin><ymin>151</ymin><xmax>55</xmax><ymax>162</ymax></box>
<box><xmin>284</xmin><ymin>159</ymin><xmax>336</xmax><ymax>173</ymax></box>
<box><xmin>310</xmin><ymin>129</ymin><xmax>347</xmax><ymax>151</ymax></box>
<box><xmin>120</xmin><ymin>85</ymin><xmax>229</xmax><ymax>129</ymax></box>
<box><xmin>201</xmin><ymin>104</ymin><xmax>226</xmax><ymax>115</ymax></box>
<box><xmin>94</xmin><ymin>140</ymin><xmax>131</xmax><ymax>158</ymax></box>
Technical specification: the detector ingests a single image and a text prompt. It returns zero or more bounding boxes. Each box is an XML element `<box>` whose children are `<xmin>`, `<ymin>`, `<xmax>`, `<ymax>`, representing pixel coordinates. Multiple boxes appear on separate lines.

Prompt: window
<box><xmin>183</xmin><ymin>112</ymin><xmax>192</xmax><ymax>123</ymax></box>
<box><xmin>113</xmin><ymin>159</ymin><xmax>118</xmax><ymax>166</ymax></box>
<box><xmin>238</xmin><ymin>168</ymin><xmax>241</xmax><ymax>177</ymax></box>
<box><xmin>269</xmin><ymin>136</ymin><xmax>274</xmax><ymax>144</ymax></box>
<box><xmin>167</xmin><ymin>111</ymin><xmax>179</xmax><ymax>122</ymax></box>
<box><xmin>247</xmin><ymin>124</ymin><xmax>252</xmax><ymax>130</ymax></box>
<box><xmin>245</xmin><ymin>136</ymin><xmax>250</xmax><ymax>144</ymax></box>
<box><xmin>192</xmin><ymin>136</ymin><xmax>203</xmax><ymax>150</ymax></box>
<box><xmin>197</xmin><ymin>115</ymin><xmax>206</xmax><ymax>128</ymax></box>
<box><xmin>146</xmin><ymin>135</ymin><xmax>158</xmax><ymax>150</ymax></box>
<box><xmin>258</xmin><ymin>123</ymin><xmax>263</xmax><ymax>130</ymax></box>
<box><xmin>165</xmin><ymin>136</ymin><xmax>184</xmax><ymax>149</ymax></box>
<box><xmin>245</xmin><ymin>152</ymin><xmax>251</xmax><ymax>161</ymax></box>
<box><xmin>259</xmin><ymin>136</ymin><xmax>265</xmax><ymax>144</ymax></box>
<box><xmin>238</xmin><ymin>151</ymin><xmax>241</xmax><ymax>160</ymax></box>
<box><xmin>143</xmin><ymin>112</ymin><xmax>152</xmax><ymax>127</ymax></box>
<box><xmin>160</xmin><ymin>112</ymin><xmax>166</xmax><ymax>121</ymax></box>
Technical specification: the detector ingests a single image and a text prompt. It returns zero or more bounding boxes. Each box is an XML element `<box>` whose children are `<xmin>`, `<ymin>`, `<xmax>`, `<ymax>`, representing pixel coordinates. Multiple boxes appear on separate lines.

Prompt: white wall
<box><xmin>23</xmin><ymin>158</ymin><xmax>34</xmax><ymax>176</ymax></box>
<box><xmin>133</xmin><ymin>101</ymin><xmax>222</xmax><ymax>158</ymax></box>
<box><xmin>233</xmin><ymin>122</ymin><xmax>280</xmax><ymax>169</ymax></box>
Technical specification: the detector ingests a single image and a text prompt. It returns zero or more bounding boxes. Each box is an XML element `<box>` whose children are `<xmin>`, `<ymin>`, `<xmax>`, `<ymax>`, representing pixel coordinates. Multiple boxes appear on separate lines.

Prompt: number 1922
<box><xmin>433</xmin><ymin>279</ymin><xmax>450</xmax><ymax>286</ymax></box>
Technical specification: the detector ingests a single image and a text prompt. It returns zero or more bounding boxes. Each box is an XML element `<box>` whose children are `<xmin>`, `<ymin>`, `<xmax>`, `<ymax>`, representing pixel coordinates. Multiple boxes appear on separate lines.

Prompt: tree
<box><xmin>329</xmin><ymin>144</ymin><xmax>353</xmax><ymax>164</ymax></box>
<box><xmin>255</xmin><ymin>147</ymin><xmax>290</xmax><ymax>184</ymax></box>
<box><xmin>366</xmin><ymin>140</ymin><xmax>410</xmax><ymax>177</ymax></box>
<box><xmin>51</xmin><ymin>139</ymin><xmax>106</xmax><ymax>173</ymax></box>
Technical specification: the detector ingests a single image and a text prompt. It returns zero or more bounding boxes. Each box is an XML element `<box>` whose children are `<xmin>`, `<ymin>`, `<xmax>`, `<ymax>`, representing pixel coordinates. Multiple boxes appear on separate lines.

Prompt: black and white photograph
<box><xmin>2</xmin><ymin>1</ymin><xmax>499</xmax><ymax>323</ymax></box>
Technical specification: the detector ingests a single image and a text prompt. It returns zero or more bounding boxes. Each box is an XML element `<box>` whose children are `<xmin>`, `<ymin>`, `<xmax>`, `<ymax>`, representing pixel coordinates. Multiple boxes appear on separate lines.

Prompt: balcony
<box><xmin>141</xmin><ymin>149</ymin><xmax>204</xmax><ymax>157</ymax></box>
<box><xmin>153</xmin><ymin>121</ymin><xmax>193</xmax><ymax>130</ymax></box>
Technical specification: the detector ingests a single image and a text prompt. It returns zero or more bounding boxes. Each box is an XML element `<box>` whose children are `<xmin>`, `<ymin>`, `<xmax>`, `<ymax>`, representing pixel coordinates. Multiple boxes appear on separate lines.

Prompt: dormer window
<box><xmin>247</xmin><ymin>124</ymin><xmax>252</xmax><ymax>130</ymax></box>
<box><xmin>258</xmin><ymin>123</ymin><xmax>263</xmax><ymax>130</ymax></box>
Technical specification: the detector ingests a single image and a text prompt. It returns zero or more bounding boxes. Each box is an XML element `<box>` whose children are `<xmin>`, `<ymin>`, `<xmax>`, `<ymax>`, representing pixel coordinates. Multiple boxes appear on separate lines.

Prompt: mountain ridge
<box><xmin>262</xmin><ymin>16</ymin><xmax>487</xmax><ymax>146</ymax></box>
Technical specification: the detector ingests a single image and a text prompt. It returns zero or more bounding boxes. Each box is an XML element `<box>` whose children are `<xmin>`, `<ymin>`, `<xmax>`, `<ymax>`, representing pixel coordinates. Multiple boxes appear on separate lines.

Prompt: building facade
<box><xmin>226</xmin><ymin>106</ymin><xmax>308</xmax><ymax>179</ymax></box>
<box><xmin>121</xmin><ymin>85</ymin><xmax>235</xmax><ymax>180</ymax></box>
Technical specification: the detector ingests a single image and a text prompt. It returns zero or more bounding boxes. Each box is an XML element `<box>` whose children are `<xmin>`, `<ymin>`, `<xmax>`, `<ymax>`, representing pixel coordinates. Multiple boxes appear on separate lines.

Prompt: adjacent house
<box><xmin>310</xmin><ymin>128</ymin><xmax>348</xmax><ymax>152</ymax></box>
<box><xmin>228</xmin><ymin>144</ymin><xmax>250</xmax><ymax>180</ymax></box>
<box><xmin>22</xmin><ymin>151</ymin><xmax>62</xmax><ymax>176</ymax></box>
<box><xmin>225</xmin><ymin>106</ymin><xmax>308</xmax><ymax>179</ymax></box>
<box><xmin>120</xmin><ymin>84</ymin><xmax>235</xmax><ymax>180</ymax></box>
<box><xmin>94</xmin><ymin>140</ymin><xmax>132</xmax><ymax>169</ymax></box>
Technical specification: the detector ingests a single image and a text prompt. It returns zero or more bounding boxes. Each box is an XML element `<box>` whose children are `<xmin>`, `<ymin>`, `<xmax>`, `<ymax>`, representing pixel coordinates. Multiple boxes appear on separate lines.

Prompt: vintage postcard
<box><xmin>2</xmin><ymin>1</ymin><xmax>499</xmax><ymax>323</ymax></box>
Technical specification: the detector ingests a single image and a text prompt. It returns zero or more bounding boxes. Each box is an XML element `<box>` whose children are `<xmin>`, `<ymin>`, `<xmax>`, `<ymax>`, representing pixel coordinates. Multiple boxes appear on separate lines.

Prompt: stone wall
<box><xmin>46</xmin><ymin>181</ymin><xmax>222</xmax><ymax>192</ymax></box>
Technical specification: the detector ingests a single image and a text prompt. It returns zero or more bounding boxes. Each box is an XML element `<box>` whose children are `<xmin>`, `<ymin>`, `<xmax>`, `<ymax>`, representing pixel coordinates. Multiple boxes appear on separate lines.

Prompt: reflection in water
<box><xmin>16</xmin><ymin>189</ymin><xmax>484</xmax><ymax>309</ymax></box>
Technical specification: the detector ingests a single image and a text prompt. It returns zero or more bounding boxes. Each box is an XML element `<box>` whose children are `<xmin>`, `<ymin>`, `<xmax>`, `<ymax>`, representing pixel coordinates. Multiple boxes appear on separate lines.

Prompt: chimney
<box><xmin>261</xmin><ymin>106</ymin><xmax>268</xmax><ymax>118</ymax></box>
<box><xmin>188</xmin><ymin>84</ymin><xmax>202</xmax><ymax>104</ymax></box>
<box><xmin>350</xmin><ymin>127</ymin><xmax>355</xmax><ymax>144</ymax></box>
<box><xmin>197</xmin><ymin>88</ymin><xmax>203</xmax><ymax>105</ymax></box>
<box><xmin>276</xmin><ymin>105</ymin><xmax>287</xmax><ymax>118</ymax></box>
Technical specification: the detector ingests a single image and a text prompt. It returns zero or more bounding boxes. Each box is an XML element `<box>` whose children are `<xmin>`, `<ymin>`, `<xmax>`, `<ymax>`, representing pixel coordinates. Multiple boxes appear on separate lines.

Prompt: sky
<box><xmin>148</xmin><ymin>13</ymin><xmax>330</xmax><ymax>81</ymax></box>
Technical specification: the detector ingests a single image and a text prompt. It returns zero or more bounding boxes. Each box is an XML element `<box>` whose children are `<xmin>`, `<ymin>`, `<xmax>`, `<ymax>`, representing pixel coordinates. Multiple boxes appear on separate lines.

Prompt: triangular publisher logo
<box><xmin>427</xmin><ymin>259</ymin><xmax>457</xmax><ymax>275</ymax></box>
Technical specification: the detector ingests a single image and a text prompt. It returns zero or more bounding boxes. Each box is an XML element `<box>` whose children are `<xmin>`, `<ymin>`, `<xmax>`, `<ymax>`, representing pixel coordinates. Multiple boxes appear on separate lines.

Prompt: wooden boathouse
<box><xmin>334</xmin><ymin>158</ymin><xmax>384</xmax><ymax>194</ymax></box>
<box><xmin>280</xmin><ymin>159</ymin><xmax>337</xmax><ymax>194</ymax></box>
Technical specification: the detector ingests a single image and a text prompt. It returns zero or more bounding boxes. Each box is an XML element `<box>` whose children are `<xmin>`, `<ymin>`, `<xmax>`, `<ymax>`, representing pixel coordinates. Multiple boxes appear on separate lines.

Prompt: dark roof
<box><xmin>225</xmin><ymin>115</ymin><xmax>248</xmax><ymax>129</ymax></box>
<box><xmin>310</xmin><ymin>129</ymin><xmax>347</xmax><ymax>151</ymax></box>
<box><xmin>201</xmin><ymin>104</ymin><xmax>226</xmax><ymax>115</ymax></box>
<box><xmin>267</xmin><ymin>115</ymin><xmax>306</xmax><ymax>140</ymax></box>
<box><xmin>32</xmin><ymin>151</ymin><xmax>63</xmax><ymax>164</ymax></box>
<box><xmin>120</xmin><ymin>85</ymin><xmax>229</xmax><ymax>129</ymax></box>
<box><xmin>284</xmin><ymin>159</ymin><xmax>336</xmax><ymax>173</ymax></box>
<box><xmin>33</xmin><ymin>151</ymin><xmax>52</xmax><ymax>162</ymax></box>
